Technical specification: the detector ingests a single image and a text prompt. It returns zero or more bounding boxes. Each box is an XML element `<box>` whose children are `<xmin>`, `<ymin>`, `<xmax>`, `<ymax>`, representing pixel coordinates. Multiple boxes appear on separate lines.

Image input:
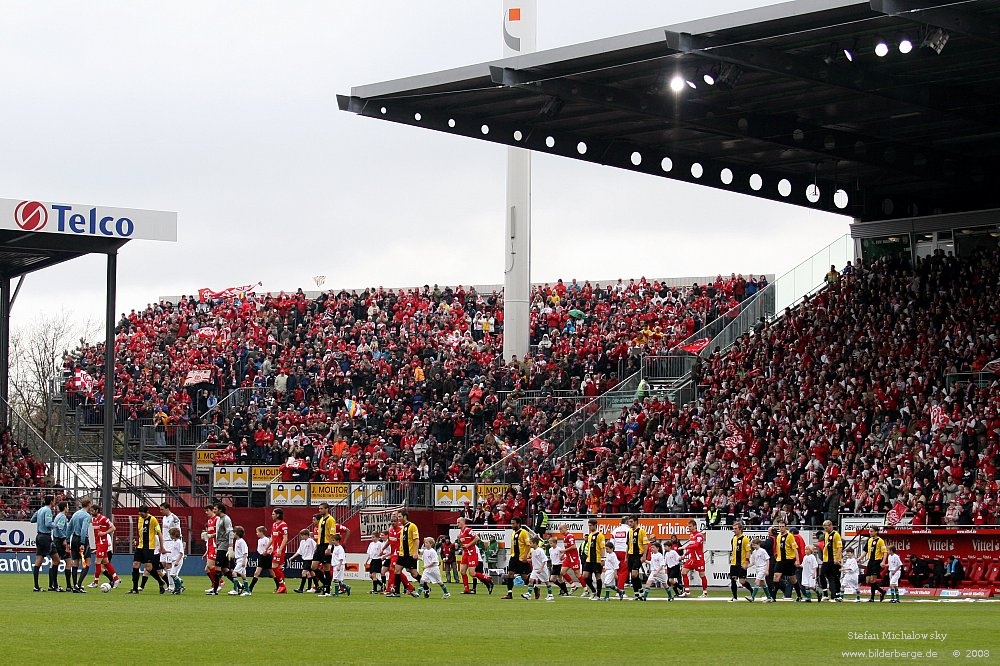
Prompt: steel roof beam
<box><xmin>664</xmin><ymin>30</ymin><xmax>1000</xmax><ymax>130</ymax></box>
<box><xmin>337</xmin><ymin>94</ymin><xmax>860</xmax><ymax>218</ymax></box>
<box><xmin>870</xmin><ymin>0</ymin><xmax>1000</xmax><ymax>46</ymax></box>
<box><xmin>489</xmin><ymin>65</ymin><xmax>978</xmax><ymax>187</ymax></box>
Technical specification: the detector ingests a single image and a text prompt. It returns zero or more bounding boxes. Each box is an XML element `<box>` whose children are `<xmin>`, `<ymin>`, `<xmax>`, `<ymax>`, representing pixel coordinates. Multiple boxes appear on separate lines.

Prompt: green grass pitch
<box><xmin>5</xmin><ymin>575</ymin><xmax>1000</xmax><ymax>664</ymax></box>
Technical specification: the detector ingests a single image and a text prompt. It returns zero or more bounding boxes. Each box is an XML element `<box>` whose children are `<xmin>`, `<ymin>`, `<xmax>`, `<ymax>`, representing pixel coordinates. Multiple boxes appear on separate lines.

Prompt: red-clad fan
<box><xmin>681</xmin><ymin>519</ymin><xmax>708</xmax><ymax>597</ymax></box>
<box><xmin>268</xmin><ymin>508</ymin><xmax>289</xmax><ymax>593</ymax></box>
<box><xmin>456</xmin><ymin>516</ymin><xmax>494</xmax><ymax>594</ymax></box>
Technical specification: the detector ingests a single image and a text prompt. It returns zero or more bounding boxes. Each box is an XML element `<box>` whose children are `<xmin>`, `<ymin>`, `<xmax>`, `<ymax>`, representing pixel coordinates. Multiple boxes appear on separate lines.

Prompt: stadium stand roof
<box><xmin>0</xmin><ymin>231</ymin><xmax>128</xmax><ymax>279</ymax></box>
<box><xmin>340</xmin><ymin>0</ymin><xmax>1000</xmax><ymax>223</ymax></box>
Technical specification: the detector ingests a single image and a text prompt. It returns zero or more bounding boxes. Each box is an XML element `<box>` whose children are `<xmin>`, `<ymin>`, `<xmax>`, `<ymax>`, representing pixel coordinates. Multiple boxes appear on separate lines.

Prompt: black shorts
<box><xmin>257</xmin><ymin>554</ymin><xmax>273</xmax><ymax>571</ymax></box>
<box><xmin>668</xmin><ymin>565</ymin><xmax>681</xmax><ymax>580</ymax></box>
<box><xmin>133</xmin><ymin>548</ymin><xmax>156</xmax><ymax>565</ymax></box>
<box><xmin>314</xmin><ymin>547</ymin><xmax>332</xmax><ymax>564</ymax></box>
<box><xmin>777</xmin><ymin>560</ymin><xmax>797</xmax><ymax>576</ymax></box>
<box><xmin>397</xmin><ymin>556</ymin><xmax>418</xmax><ymax>570</ymax></box>
<box><xmin>53</xmin><ymin>537</ymin><xmax>68</xmax><ymax>559</ymax></box>
<box><xmin>730</xmin><ymin>565</ymin><xmax>748</xmax><ymax>579</ymax></box>
<box><xmin>214</xmin><ymin>551</ymin><xmax>231</xmax><ymax>569</ymax></box>
<box><xmin>35</xmin><ymin>533</ymin><xmax>53</xmax><ymax>558</ymax></box>
<box><xmin>70</xmin><ymin>536</ymin><xmax>89</xmax><ymax>560</ymax></box>
<box><xmin>582</xmin><ymin>562</ymin><xmax>603</xmax><ymax>575</ymax></box>
<box><xmin>507</xmin><ymin>558</ymin><xmax>530</xmax><ymax>576</ymax></box>
<box><xmin>368</xmin><ymin>559</ymin><xmax>382</xmax><ymax>574</ymax></box>
<box><xmin>475</xmin><ymin>562</ymin><xmax>485</xmax><ymax>574</ymax></box>
<box><xmin>865</xmin><ymin>561</ymin><xmax>882</xmax><ymax>577</ymax></box>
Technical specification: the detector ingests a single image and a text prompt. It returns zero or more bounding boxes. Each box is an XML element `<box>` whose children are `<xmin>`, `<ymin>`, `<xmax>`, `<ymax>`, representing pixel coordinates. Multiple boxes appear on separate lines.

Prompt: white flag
<box><xmin>313</xmin><ymin>275</ymin><xmax>326</xmax><ymax>287</ymax></box>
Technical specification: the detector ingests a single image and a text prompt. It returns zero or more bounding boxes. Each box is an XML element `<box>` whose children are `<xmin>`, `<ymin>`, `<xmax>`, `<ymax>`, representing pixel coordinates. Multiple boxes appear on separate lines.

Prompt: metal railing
<box><xmin>677</xmin><ymin>235</ymin><xmax>853</xmax><ymax>357</ymax></box>
<box><xmin>3</xmin><ymin>398</ymin><xmax>102</xmax><ymax>498</ymax></box>
<box><xmin>946</xmin><ymin>372</ymin><xmax>998</xmax><ymax>390</ymax></box>
<box><xmin>0</xmin><ymin>486</ymin><xmax>93</xmax><ymax>521</ymax></box>
<box><xmin>478</xmin><ymin>371</ymin><xmax>642</xmax><ymax>482</ymax></box>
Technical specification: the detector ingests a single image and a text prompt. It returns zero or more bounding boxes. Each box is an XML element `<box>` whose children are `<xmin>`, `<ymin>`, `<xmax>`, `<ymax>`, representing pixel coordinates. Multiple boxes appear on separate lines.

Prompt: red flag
<box><xmin>886</xmin><ymin>501</ymin><xmax>908</xmax><ymax>526</ymax></box>
<box><xmin>678</xmin><ymin>338</ymin><xmax>711</xmax><ymax>355</ymax></box>
<box><xmin>983</xmin><ymin>358</ymin><xmax>1000</xmax><ymax>375</ymax></box>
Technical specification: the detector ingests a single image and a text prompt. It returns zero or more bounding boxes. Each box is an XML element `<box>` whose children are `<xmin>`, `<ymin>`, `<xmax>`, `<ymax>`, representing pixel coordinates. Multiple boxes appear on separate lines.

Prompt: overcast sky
<box><xmin>0</xmin><ymin>0</ymin><xmax>848</xmax><ymax>333</ymax></box>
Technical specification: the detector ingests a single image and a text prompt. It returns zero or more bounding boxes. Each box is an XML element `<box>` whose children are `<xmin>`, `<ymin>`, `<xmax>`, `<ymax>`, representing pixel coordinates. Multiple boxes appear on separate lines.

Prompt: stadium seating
<box><xmin>531</xmin><ymin>250</ymin><xmax>999</xmax><ymax>526</ymax></box>
<box><xmin>55</xmin><ymin>275</ymin><xmax>756</xmax><ymax>497</ymax></box>
<box><xmin>0</xmin><ymin>430</ymin><xmax>50</xmax><ymax>518</ymax></box>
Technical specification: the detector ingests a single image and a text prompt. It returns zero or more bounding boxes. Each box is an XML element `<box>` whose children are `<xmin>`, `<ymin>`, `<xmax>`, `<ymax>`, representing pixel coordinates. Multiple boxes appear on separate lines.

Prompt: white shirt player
<box><xmin>332</xmin><ymin>544</ymin><xmax>347</xmax><ymax>581</ymax></box>
<box><xmin>161</xmin><ymin>511</ymin><xmax>182</xmax><ymax>544</ymax></box>
<box><xmin>801</xmin><ymin>553</ymin><xmax>819</xmax><ymax>588</ymax></box>
<box><xmin>750</xmin><ymin>546</ymin><xmax>770</xmax><ymax>581</ymax></box>
<box><xmin>257</xmin><ymin>536</ymin><xmax>271</xmax><ymax>557</ymax></box>
<box><xmin>647</xmin><ymin>551</ymin><xmax>668</xmax><ymax>586</ymax></box>
<box><xmin>420</xmin><ymin>546</ymin><xmax>443</xmax><ymax>585</ymax></box>
<box><xmin>664</xmin><ymin>548</ymin><xmax>681</xmax><ymax>569</ymax></box>
<box><xmin>841</xmin><ymin>556</ymin><xmax>860</xmax><ymax>594</ymax></box>
<box><xmin>366</xmin><ymin>540</ymin><xmax>383</xmax><ymax>563</ymax></box>
<box><xmin>887</xmin><ymin>553</ymin><xmax>903</xmax><ymax>586</ymax></box>
<box><xmin>379</xmin><ymin>538</ymin><xmax>392</xmax><ymax>560</ymax></box>
<box><xmin>611</xmin><ymin>524</ymin><xmax>630</xmax><ymax>553</ymax></box>
<box><xmin>549</xmin><ymin>543</ymin><xmax>564</xmax><ymax>569</ymax></box>
<box><xmin>602</xmin><ymin>550</ymin><xmax>620</xmax><ymax>587</ymax></box>
<box><xmin>233</xmin><ymin>537</ymin><xmax>249</xmax><ymax>576</ymax></box>
<box><xmin>296</xmin><ymin>537</ymin><xmax>317</xmax><ymax>561</ymax></box>
<box><xmin>529</xmin><ymin>546</ymin><xmax>548</xmax><ymax>583</ymax></box>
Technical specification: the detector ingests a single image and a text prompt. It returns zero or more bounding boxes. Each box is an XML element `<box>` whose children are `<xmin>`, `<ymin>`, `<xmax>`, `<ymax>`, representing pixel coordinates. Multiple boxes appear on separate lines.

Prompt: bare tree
<box><xmin>8</xmin><ymin>310</ymin><xmax>100</xmax><ymax>440</ymax></box>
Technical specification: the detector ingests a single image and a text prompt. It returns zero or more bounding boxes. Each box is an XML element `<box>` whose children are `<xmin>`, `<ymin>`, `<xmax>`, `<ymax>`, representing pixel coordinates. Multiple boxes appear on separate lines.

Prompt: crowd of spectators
<box><xmin>59</xmin><ymin>274</ymin><xmax>758</xmax><ymax>486</ymax></box>
<box><xmin>0</xmin><ymin>429</ymin><xmax>55</xmax><ymax>519</ymax></box>
<box><xmin>518</xmin><ymin>250</ymin><xmax>1000</xmax><ymax>527</ymax></box>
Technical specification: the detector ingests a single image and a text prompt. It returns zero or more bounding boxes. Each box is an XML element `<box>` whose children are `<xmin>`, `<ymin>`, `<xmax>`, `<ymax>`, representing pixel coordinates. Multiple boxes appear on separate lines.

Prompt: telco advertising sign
<box><xmin>1</xmin><ymin>198</ymin><xmax>177</xmax><ymax>242</ymax></box>
<box><xmin>0</xmin><ymin>521</ymin><xmax>38</xmax><ymax>550</ymax></box>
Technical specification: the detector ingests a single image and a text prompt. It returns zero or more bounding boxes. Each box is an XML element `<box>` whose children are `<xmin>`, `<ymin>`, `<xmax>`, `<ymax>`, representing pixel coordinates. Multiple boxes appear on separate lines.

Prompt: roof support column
<box><xmin>502</xmin><ymin>0</ymin><xmax>536</xmax><ymax>364</ymax></box>
<box><xmin>102</xmin><ymin>252</ymin><xmax>117</xmax><ymax>517</ymax></box>
<box><xmin>0</xmin><ymin>277</ymin><xmax>10</xmax><ymax>427</ymax></box>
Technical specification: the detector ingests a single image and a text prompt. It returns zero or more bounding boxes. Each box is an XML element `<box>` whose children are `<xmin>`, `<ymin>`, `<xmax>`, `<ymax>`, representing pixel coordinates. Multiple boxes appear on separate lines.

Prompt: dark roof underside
<box><xmin>341</xmin><ymin>0</ymin><xmax>1000</xmax><ymax>222</ymax></box>
<box><xmin>0</xmin><ymin>230</ymin><xmax>128</xmax><ymax>279</ymax></box>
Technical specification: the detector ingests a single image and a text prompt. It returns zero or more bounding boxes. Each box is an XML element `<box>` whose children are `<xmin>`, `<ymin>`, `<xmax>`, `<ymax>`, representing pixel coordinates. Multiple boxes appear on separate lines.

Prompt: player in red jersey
<box><xmin>681</xmin><ymin>519</ymin><xmax>708</xmax><ymax>597</ymax></box>
<box><xmin>268</xmin><ymin>508</ymin><xmax>289</xmax><ymax>593</ymax></box>
<box><xmin>456</xmin><ymin>517</ymin><xmax>494</xmax><ymax>594</ymax></box>
<box><xmin>558</xmin><ymin>524</ymin><xmax>583</xmax><ymax>592</ymax></box>
<box><xmin>88</xmin><ymin>504</ymin><xmax>120</xmax><ymax>588</ymax></box>
<box><xmin>202</xmin><ymin>506</ymin><xmax>222</xmax><ymax>593</ymax></box>
<box><xmin>383</xmin><ymin>511</ymin><xmax>402</xmax><ymax>595</ymax></box>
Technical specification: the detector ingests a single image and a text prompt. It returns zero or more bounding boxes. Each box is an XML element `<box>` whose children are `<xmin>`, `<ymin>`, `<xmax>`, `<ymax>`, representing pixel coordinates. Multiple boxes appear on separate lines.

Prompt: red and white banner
<box><xmin>358</xmin><ymin>505</ymin><xmax>403</xmax><ymax>541</ymax></box>
<box><xmin>886</xmin><ymin>501</ymin><xmax>908</xmax><ymax>526</ymax></box>
<box><xmin>930</xmin><ymin>404</ymin><xmax>952</xmax><ymax>432</ymax></box>
<box><xmin>183</xmin><ymin>369</ymin><xmax>213</xmax><ymax>387</ymax></box>
<box><xmin>195</xmin><ymin>327</ymin><xmax>219</xmax><ymax>340</ymax></box>
<box><xmin>678</xmin><ymin>338</ymin><xmax>711</xmax><ymax>355</ymax></box>
<box><xmin>197</xmin><ymin>282</ymin><xmax>261</xmax><ymax>302</ymax></box>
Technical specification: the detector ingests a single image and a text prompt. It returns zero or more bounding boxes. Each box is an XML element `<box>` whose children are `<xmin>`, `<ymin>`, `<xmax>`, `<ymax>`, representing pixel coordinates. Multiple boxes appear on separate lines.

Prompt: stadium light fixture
<box><xmin>898</xmin><ymin>34</ymin><xmax>913</xmax><ymax>54</ymax></box>
<box><xmin>874</xmin><ymin>35</ymin><xmax>890</xmax><ymax>57</ymax></box>
<box><xmin>669</xmin><ymin>75</ymin><xmax>686</xmax><ymax>92</ymax></box>
<box><xmin>922</xmin><ymin>28</ymin><xmax>949</xmax><ymax>55</ymax></box>
<box><xmin>714</xmin><ymin>63</ymin><xmax>743</xmax><ymax>90</ymax></box>
<box><xmin>702</xmin><ymin>66</ymin><xmax>716</xmax><ymax>86</ymax></box>
<box><xmin>843</xmin><ymin>40</ymin><xmax>856</xmax><ymax>62</ymax></box>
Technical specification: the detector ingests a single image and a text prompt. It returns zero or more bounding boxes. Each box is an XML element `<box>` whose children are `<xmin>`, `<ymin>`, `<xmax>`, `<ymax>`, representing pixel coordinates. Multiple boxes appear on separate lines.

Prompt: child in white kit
<box><xmin>841</xmin><ymin>548</ymin><xmax>860</xmax><ymax>601</ymax></box>
<box><xmin>601</xmin><ymin>546</ymin><xmax>620</xmax><ymax>601</ymax></box>
<box><xmin>166</xmin><ymin>526</ymin><xmax>185</xmax><ymax>594</ymax></box>
<box><xmin>521</xmin><ymin>536</ymin><xmax>553</xmax><ymax>602</ymax></box>
<box><xmin>666</xmin><ymin>541</ymin><xmax>684</xmax><ymax>598</ymax></box>
<box><xmin>292</xmin><ymin>529</ymin><xmax>317</xmax><ymax>594</ymax></box>
<box><xmin>800</xmin><ymin>545</ymin><xmax>819</xmax><ymax>602</ymax></box>
<box><xmin>331</xmin><ymin>534</ymin><xmax>351</xmax><ymax>597</ymax></box>
<box><xmin>244</xmin><ymin>526</ymin><xmax>270</xmax><ymax>596</ymax></box>
<box><xmin>233</xmin><ymin>526</ymin><xmax>250</xmax><ymax>596</ymax></box>
<box><xmin>749</xmin><ymin>538</ymin><xmax>771</xmax><ymax>601</ymax></box>
<box><xmin>643</xmin><ymin>542</ymin><xmax>671</xmax><ymax>600</ymax></box>
<box><xmin>419</xmin><ymin>537</ymin><xmax>450</xmax><ymax>599</ymax></box>
<box><xmin>548</xmin><ymin>536</ymin><xmax>568</xmax><ymax>597</ymax></box>
<box><xmin>887</xmin><ymin>546</ymin><xmax>903</xmax><ymax>604</ymax></box>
